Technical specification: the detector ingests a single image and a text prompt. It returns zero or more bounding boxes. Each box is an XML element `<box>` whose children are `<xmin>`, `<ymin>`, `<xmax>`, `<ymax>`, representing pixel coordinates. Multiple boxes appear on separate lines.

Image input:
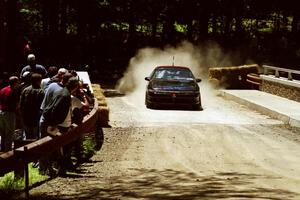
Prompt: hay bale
<box><xmin>91</xmin><ymin>83</ymin><xmax>110</xmax><ymax>126</ymax></box>
<box><xmin>92</xmin><ymin>84</ymin><xmax>107</xmax><ymax>107</ymax></box>
<box><xmin>208</xmin><ymin>64</ymin><xmax>259</xmax><ymax>89</ymax></box>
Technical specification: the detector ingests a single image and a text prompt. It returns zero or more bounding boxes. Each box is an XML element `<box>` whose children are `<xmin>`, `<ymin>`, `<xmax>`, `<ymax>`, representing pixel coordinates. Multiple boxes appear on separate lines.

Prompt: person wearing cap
<box><xmin>20</xmin><ymin>54</ymin><xmax>47</xmax><ymax>79</ymax></box>
<box><xmin>0</xmin><ymin>76</ymin><xmax>20</xmax><ymax>152</ymax></box>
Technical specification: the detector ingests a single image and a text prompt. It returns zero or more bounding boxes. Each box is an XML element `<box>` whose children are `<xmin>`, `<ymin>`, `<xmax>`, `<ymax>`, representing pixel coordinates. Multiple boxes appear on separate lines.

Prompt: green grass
<box><xmin>82</xmin><ymin>136</ymin><xmax>97</xmax><ymax>159</ymax></box>
<box><xmin>0</xmin><ymin>136</ymin><xmax>98</xmax><ymax>196</ymax></box>
<box><xmin>0</xmin><ymin>163</ymin><xmax>48</xmax><ymax>193</ymax></box>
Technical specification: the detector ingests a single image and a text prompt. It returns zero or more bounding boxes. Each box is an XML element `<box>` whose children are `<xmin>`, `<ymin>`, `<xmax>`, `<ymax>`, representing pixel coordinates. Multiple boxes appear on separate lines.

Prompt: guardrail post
<box><xmin>14</xmin><ymin>141</ymin><xmax>24</xmax><ymax>179</ymax></box>
<box><xmin>288</xmin><ymin>72</ymin><xmax>293</xmax><ymax>81</ymax></box>
<box><xmin>263</xmin><ymin>67</ymin><xmax>268</xmax><ymax>75</ymax></box>
<box><xmin>275</xmin><ymin>70</ymin><xmax>280</xmax><ymax>78</ymax></box>
<box><xmin>95</xmin><ymin>123</ymin><xmax>104</xmax><ymax>150</ymax></box>
<box><xmin>24</xmin><ymin>146</ymin><xmax>29</xmax><ymax>199</ymax></box>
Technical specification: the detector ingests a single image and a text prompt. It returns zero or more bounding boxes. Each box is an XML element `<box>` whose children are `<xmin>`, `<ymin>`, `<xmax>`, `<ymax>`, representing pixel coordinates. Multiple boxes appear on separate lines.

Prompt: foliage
<box><xmin>2</xmin><ymin>0</ymin><xmax>300</xmax><ymax>72</ymax></box>
<box><xmin>82</xmin><ymin>136</ymin><xmax>97</xmax><ymax>159</ymax></box>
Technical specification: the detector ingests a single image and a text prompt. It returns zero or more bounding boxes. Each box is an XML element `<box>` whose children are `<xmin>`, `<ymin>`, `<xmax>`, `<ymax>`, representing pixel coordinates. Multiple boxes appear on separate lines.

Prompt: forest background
<box><xmin>1</xmin><ymin>0</ymin><xmax>300</xmax><ymax>80</ymax></box>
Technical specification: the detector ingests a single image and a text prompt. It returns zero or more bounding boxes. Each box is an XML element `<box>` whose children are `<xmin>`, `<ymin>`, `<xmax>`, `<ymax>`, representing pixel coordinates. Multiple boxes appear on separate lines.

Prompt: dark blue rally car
<box><xmin>145</xmin><ymin>66</ymin><xmax>203</xmax><ymax>110</ymax></box>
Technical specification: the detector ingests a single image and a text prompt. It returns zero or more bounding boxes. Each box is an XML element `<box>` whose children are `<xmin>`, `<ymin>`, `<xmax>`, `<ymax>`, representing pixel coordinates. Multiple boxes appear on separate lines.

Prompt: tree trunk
<box><xmin>48</xmin><ymin>0</ymin><xmax>59</xmax><ymax>38</ymax></box>
<box><xmin>198</xmin><ymin>16</ymin><xmax>209</xmax><ymax>39</ymax></box>
<box><xmin>292</xmin><ymin>13</ymin><xmax>299</xmax><ymax>34</ymax></box>
<box><xmin>59</xmin><ymin>0</ymin><xmax>68</xmax><ymax>36</ymax></box>
<box><xmin>41</xmin><ymin>0</ymin><xmax>49</xmax><ymax>36</ymax></box>
<box><xmin>7</xmin><ymin>0</ymin><xmax>17</xmax><ymax>71</ymax></box>
<box><xmin>186</xmin><ymin>18</ymin><xmax>193</xmax><ymax>41</ymax></box>
<box><xmin>151</xmin><ymin>18</ymin><xmax>158</xmax><ymax>42</ymax></box>
<box><xmin>235</xmin><ymin>16</ymin><xmax>243</xmax><ymax>36</ymax></box>
<box><xmin>76</xmin><ymin>0</ymin><xmax>85</xmax><ymax>39</ymax></box>
<box><xmin>0</xmin><ymin>0</ymin><xmax>7</xmax><ymax>70</ymax></box>
<box><xmin>224</xmin><ymin>16</ymin><xmax>232</xmax><ymax>35</ymax></box>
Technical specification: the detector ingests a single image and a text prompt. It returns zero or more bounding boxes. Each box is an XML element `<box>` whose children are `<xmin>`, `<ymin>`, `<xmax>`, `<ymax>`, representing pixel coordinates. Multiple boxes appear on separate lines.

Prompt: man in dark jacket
<box><xmin>43</xmin><ymin>76</ymin><xmax>79</xmax><ymax>133</ymax></box>
<box><xmin>20</xmin><ymin>73</ymin><xmax>44</xmax><ymax>139</ymax></box>
<box><xmin>39</xmin><ymin>73</ymin><xmax>73</xmax><ymax>137</ymax></box>
<box><xmin>39</xmin><ymin>77</ymin><xmax>79</xmax><ymax>175</ymax></box>
<box><xmin>20</xmin><ymin>54</ymin><xmax>47</xmax><ymax>79</ymax></box>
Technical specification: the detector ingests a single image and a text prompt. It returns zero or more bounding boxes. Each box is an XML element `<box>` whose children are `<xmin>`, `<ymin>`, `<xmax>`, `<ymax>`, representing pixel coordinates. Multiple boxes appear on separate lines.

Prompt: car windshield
<box><xmin>153</xmin><ymin>68</ymin><xmax>194</xmax><ymax>80</ymax></box>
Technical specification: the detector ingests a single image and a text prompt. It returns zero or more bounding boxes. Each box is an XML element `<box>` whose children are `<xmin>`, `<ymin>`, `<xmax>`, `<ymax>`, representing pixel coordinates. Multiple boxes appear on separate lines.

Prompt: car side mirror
<box><xmin>145</xmin><ymin>77</ymin><xmax>150</xmax><ymax>81</ymax></box>
<box><xmin>196</xmin><ymin>78</ymin><xmax>202</xmax><ymax>83</ymax></box>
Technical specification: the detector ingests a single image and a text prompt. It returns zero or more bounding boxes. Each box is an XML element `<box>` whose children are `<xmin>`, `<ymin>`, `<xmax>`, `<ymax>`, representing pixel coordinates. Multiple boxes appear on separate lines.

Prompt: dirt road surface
<box><xmin>29</xmin><ymin>86</ymin><xmax>300</xmax><ymax>200</ymax></box>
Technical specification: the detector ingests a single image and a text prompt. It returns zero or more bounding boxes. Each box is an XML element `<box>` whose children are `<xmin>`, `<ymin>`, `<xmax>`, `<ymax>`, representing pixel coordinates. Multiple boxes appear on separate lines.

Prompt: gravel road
<box><xmin>28</xmin><ymin>85</ymin><xmax>300</xmax><ymax>200</ymax></box>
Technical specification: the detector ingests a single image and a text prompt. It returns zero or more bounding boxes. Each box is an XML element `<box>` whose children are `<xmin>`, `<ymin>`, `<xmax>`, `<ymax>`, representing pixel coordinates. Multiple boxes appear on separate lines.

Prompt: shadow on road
<box><xmin>17</xmin><ymin>168</ymin><xmax>297</xmax><ymax>200</ymax></box>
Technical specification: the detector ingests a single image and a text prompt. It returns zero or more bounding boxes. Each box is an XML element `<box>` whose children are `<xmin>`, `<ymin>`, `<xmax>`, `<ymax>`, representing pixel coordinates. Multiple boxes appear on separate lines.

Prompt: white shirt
<box><xmin>58</xmin><ymin>95</ymin><xmax>83</xmax><ymax>128</ymax></box>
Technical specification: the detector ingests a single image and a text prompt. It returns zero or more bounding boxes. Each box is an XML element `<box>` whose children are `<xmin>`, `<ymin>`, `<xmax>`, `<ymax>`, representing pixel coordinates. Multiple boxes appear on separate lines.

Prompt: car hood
<box><xmin>150</xmin><ymin>79</ymin><xmax>198</xmax><ymax>91</ymax></box>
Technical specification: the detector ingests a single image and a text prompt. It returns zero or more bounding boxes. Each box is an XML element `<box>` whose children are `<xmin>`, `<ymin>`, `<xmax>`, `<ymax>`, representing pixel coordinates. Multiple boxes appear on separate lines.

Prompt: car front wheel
<box><xmin>192</xmin><ymin>104</ymin><xmax>203</xmax><ymax>111</ymax></box>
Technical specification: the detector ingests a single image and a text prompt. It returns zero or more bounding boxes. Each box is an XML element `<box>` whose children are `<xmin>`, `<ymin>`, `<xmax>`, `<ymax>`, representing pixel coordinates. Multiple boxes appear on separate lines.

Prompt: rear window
<box><xmin>153</xmin><ymin>68</ymin><xmax>193</xmax><ymax>80</ymax></box>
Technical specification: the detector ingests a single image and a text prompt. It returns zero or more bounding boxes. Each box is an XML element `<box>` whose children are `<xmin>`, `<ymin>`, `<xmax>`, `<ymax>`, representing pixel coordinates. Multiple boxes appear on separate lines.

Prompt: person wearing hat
<box><xmin>20</xmin><ymin>54</ymin><xmax>47</xmax><ymax>79</ymax></box>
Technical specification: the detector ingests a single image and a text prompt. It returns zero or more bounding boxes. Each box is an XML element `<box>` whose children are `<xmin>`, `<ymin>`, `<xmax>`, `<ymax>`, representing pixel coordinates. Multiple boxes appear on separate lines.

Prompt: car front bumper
<box><xmin>146</xmin><ymin>90</ymin><xmax>201</xmax><ymax>106</ymax></box>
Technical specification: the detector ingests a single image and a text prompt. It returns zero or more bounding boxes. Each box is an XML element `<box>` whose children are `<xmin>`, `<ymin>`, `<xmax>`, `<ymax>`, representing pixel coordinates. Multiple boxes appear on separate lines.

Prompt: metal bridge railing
<box><xmin>262</xmin><ymin>65</ymin><xmax>300</xmax><ymax>81</ymax></box>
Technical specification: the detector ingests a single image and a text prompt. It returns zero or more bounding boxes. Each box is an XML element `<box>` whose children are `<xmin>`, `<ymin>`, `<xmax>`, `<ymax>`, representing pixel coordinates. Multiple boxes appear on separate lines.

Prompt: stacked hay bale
<box><xmin>91</xmin><ymin>84</ymin><xmax>110</xmax><ymax>127</ymax></box>
<box><xmin>209</xmin><ymin>64</ymin><xmax>259</xmax><ymax>89</ymax></box>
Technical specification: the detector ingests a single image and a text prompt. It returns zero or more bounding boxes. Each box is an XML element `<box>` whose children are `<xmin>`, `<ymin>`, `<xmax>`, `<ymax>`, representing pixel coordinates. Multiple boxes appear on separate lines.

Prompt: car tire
<box><xmin>146</xmin><ymin>102</ymin><xmax>155</xmax><ymax>109</ymax></box>
<box><xmin>146</xmin><ymin>103</ymin><xmax>151</xmax><ymax>109</ymax></box>
<box><xmin>193</xmin><ymin>104</ymin><xmax>203</xmax><ymax>111</ymax></box>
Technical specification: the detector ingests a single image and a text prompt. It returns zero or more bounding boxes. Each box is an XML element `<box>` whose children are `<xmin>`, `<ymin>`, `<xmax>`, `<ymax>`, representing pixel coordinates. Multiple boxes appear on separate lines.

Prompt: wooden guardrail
<box><xmin>262</xmin><ymin>65</ymin><xmax>300</xmax><ymax>81</ymax></box>
<box><xmin>246</xmin><ymin>73</ymin><xmax>262</xmax><ymax>86</ymax></box>
<box><xmin>0</xmin><ymin>97</ymin><xmax>100</xmax><ymax>197</ymax></box>
<box><xmin>208</xmin><ymin>64</ymin><xmax>259</xmax><ymax>89</ymax></box>
<box><xmin>0</xmin><ymin>98</ymin><xmax>99</xmax><ymax>174</ymax></box>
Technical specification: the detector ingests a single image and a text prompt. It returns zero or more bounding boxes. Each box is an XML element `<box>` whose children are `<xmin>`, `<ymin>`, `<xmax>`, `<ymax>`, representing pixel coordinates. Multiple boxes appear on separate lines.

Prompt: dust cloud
<box><xmin>116</xmin><ymin>41</ymin><xmax>234</xmax><ymax>107</ymax></box>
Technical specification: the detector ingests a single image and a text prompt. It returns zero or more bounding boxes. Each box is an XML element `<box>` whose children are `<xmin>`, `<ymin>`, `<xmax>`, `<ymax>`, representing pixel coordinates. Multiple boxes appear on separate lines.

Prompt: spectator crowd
<box><xmin>0</xmin><ymin>54</ymin><xmax>91</xmax><ymax>176</ymax></box>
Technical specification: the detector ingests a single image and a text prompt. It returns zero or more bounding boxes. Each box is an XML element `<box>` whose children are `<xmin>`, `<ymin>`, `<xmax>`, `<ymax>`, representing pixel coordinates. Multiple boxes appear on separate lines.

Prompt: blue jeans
<box><xmin>0</xmin><ymin>111</ymin><xmax>16</xmax><ymax>152</ymax></box>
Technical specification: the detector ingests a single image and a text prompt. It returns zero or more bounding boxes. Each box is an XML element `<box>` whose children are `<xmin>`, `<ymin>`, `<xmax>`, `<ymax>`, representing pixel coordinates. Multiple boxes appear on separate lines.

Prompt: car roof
<box><xmin>155</xmin><ymin>66</ymin><xmax>190</xmax><ymax>70</ymax></box>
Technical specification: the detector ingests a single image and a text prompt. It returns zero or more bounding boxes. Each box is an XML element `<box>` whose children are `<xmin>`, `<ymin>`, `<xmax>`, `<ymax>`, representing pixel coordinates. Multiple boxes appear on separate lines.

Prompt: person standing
<box><xmin>41</xmin><ymin>66</ymin><xmax>58</xmax><ymax>91</ymax></box>
<box><xmin>41</xmin><ymin>77</ymin><xmax>79</xmax><ymax>137</ymax></box>
<box><xmin>0</xmin><ymin>76</ymin><xmax>20</xmax><ymax>152</ymax></box>
<box><xmin>39</xmin><ymin>77</ymin><xmax>79</xmax><ymax>175</ymax></box>
<box><xmin>39</xmin><ymin>72</ymin><xmax>73</xmax><ymax>139</ymax></box>
<box><xmin>20</xmin><ymin>54</ymin><xmax>47</xmax><ymax>79</ymax></box>
<box><xmin>20</xmin><ymin>73</ymin><xmax>44</xmax><ymax>139</ymax></box>
<box><xmin>70</xmin><ymin>81</ymin><xmax>90</xmax><ymax>163</ymax></box>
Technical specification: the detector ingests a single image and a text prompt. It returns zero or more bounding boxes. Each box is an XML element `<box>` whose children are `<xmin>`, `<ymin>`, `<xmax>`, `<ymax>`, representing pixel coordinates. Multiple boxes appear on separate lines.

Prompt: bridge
<box><xmin>223</xmin><ymin>65</ymin><xmax>300</xmax><ymax>128</ymax></box>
